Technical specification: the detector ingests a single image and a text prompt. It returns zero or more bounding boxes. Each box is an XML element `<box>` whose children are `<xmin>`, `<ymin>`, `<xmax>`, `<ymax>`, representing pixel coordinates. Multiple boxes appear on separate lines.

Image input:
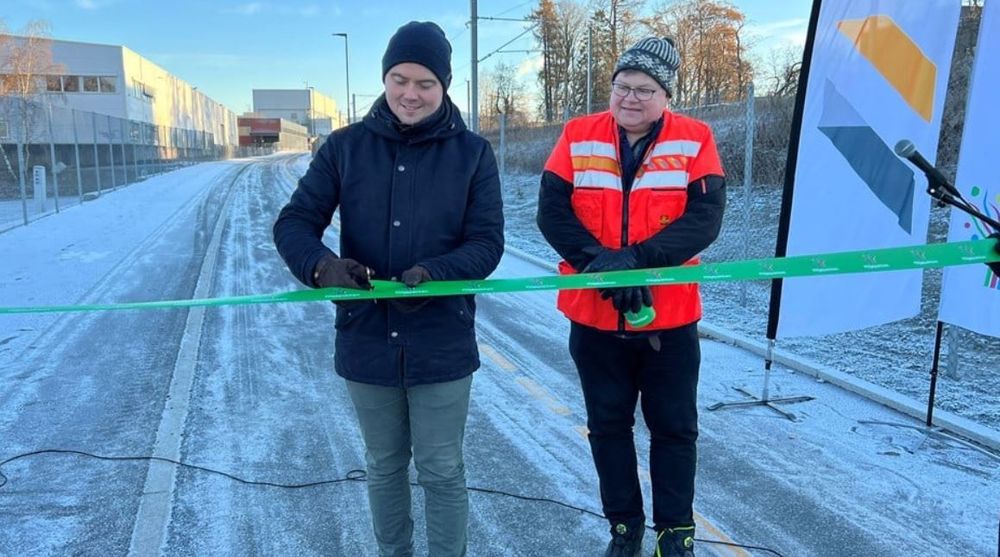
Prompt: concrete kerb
<box><xmin>503</xmin><ymin>243</ymin><xmax>1000</xmax><ymax>453</ymax></box>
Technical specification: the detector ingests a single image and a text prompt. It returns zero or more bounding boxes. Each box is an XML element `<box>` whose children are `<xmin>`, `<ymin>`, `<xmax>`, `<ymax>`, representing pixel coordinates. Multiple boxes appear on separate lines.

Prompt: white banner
<box><xmin>938</xmin><ymin>1</ymin><xmax>1000</xmax><ymax>338</ymax></box>
<box><xmin>774</xmin><ymin>0</ymin><xmax>960</xmax><ymax>338</ymax></box>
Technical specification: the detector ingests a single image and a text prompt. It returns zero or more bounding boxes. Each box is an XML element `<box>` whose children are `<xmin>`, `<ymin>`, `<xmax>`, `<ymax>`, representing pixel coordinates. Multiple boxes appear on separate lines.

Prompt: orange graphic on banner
<box><xmin>837</xmin><ymin>15</ymin><xmax>936</xmax><ymax>122</ymax></box>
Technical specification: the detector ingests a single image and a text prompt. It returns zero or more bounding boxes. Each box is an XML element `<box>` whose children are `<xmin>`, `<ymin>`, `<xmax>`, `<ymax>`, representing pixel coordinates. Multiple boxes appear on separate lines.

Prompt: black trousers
<box><xmin>569</xmin><ymin>321</ymin><xmax>700</xmax><ymax>530</ymax></box>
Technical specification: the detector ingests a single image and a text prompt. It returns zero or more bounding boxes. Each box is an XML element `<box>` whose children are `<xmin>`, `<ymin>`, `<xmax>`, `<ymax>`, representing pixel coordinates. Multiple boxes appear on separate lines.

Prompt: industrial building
<box><xmin>251</xmin><ymin>89</ymin><xmax>341</xmax><ymax>136</ymax></box>
<box><xmin>3</xmin><ymin>37</ymin><xmax>238</xmax><ymax>153</ymax></box>
<box><xmin>237</xmin><ymin>116</ymin><xmax>309</xmax><ymax>151</ymax></box>
<box><xmin>0</xmin><ymin>36</ymin><xmax>241</xmax><ymax>199</ymax></box>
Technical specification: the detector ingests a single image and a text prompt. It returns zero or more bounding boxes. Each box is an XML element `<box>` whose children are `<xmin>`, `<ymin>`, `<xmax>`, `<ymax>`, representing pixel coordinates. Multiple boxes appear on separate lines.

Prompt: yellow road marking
<box><xmin>694</xmin><ymin>511</ymin><xmax>751</xmax><ymax>557</ymax></box>
<box><xmin>637</xmin><ymin>466</ymin><xmax>750</xmax><ymax>556</ymax></box>
<box><xmin>478</xmin><ymin>343</ymin><xmax>518</xmax><ymax>372</ymax></box>
<box><xmin>516</xmin><ymin>376</ymin><xmax>573</xmax><ymax>416</ymax></box>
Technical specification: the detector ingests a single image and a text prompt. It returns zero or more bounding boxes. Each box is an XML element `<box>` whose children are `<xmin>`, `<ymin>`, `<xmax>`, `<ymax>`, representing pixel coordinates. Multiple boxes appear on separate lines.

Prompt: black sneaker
<box><xmin>604</xmin><ymin>520</ymin><xmax>645</xmax><ymax>557</ymax></box>
<box><xmin>653</xmin><ymin>526</ymin><xmax>695</xmax><ymax>557</ymax></box>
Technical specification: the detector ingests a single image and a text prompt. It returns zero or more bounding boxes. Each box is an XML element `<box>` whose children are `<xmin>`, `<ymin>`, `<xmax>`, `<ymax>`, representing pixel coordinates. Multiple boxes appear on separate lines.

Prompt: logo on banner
<box><xmin>837</xmin><ymin>15</ymin><xmax>937</xmax><ymax>122</ymax></box>
<box><xmin>816</xmin><ymin>16</ymin><xmax>939</xmax><ymax>234</ymax></box>
<box><xmin>957</xmin><ymin>185</ymin><xmax>1000</xmax><ymax>289</ymax></box>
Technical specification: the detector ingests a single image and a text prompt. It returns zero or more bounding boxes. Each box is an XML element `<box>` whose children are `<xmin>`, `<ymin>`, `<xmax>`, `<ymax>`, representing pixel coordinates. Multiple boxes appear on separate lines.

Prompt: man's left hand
<box><xmin>391</xmin><ymin>265</ymin><xmax>433</xmax><ymax>313</ymax></box>
<box><xmin>401</xmin><ymin>265</ymin><xmax>432</xmax><ymax>287</ymax></box>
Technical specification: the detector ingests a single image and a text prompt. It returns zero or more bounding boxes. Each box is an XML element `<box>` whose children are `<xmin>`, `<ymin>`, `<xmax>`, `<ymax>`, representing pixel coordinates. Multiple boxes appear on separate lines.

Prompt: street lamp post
<box><xmin>332</xmin><ymin>32</ymin><xmax>352</xmax><ymax>124</ymax></box>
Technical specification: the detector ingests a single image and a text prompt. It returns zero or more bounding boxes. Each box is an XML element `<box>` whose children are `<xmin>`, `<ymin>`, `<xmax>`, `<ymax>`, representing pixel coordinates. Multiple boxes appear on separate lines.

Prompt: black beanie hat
<box><xmin>382</xmin><ymin>21</ymin><xmax>453</xmax><ymax>90</ymax></box>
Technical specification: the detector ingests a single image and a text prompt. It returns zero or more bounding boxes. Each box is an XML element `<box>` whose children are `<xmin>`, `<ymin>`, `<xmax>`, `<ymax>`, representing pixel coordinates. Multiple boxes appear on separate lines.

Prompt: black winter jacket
<box><xmin>274</xmin><ymin>95</ymin><xmax>504</xmax><ymax>387</ymax></box>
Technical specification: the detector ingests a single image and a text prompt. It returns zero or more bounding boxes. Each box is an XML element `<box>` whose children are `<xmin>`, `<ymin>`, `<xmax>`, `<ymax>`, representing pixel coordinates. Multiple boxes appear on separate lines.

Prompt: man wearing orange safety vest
<box><xmin>537</xmin><ymin>36</ymin><xmax>725</xmax><ymax>557</ymax></box>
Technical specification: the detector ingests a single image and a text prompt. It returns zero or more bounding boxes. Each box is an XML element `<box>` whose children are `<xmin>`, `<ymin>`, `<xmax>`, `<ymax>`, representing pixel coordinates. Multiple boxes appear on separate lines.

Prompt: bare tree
<box><xmin>760</xmin><ymin>44</ymin><xmax>801</xmax><ymax>98</ymax></box>
<box><xmin>532</xmin><ymin>0</ymin><xmax>587</xmax><ymax>122</ymax></box>
<box><xmin>479</xmin><ymin>60</ymin><xmax>530</xmax><ymax>131</ymax></box>
<box><xmin>604</xmin><ymin>0</ymin><xmax>646</xmax><ymax>60</ymax></box>
<box><xmin>645</xmin><ymin>0</ymin><xmax>754</xmax><ymax>105</ymax></box>
<box><xmin>571</xmin><ymin>8</ymin><xmax>616</xmax><ymax>115</ymax></box>
<box><xmin>0</xmin><ymin>19</ymin><xmax>64</xmax><ymax>189</ymax></box>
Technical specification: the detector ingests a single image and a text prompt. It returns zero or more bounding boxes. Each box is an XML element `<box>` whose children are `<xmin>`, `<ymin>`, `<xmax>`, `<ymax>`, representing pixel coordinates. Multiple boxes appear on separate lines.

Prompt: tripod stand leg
<box><xmin>707</xmin><ymin>387</ymin><xmax>814</xmax><ymax>421</ymax></box>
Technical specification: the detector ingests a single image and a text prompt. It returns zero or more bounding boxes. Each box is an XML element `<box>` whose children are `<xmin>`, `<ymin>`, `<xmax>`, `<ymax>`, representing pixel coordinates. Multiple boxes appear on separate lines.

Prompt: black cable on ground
<box><xmin>0</xmin><ymin>449</ymin><xmax>785</xmax><ymax>556</ymax></box>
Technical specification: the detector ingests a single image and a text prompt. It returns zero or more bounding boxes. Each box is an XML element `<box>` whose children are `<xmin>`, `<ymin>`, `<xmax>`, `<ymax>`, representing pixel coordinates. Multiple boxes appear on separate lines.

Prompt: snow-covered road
<box><xmin>1</xmin><ymin>155</ymin><xmax>996</xmax><ymax>556</ymax></box>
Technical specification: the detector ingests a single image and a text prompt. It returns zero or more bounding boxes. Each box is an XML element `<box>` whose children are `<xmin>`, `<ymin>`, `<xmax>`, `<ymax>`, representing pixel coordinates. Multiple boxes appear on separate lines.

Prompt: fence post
<box><xmin>72</xmin><ymin>109</ymin><xmax>83</xmax><ymax>201</ymax></box>
<box><xmin>131</xmin><ymin>120</ymin><xmax>139</xmax><ymax>181</ymax></box>
<box><xmin>46</xmin><ymin>100</ymin><xmax>60</xmax><ymax>213</ymax></box>
<box><xmin>107</xmin><ymin>114</ymin><xmax>117</xmax><ymax>190</ymax></box>
<box><xmin>498</xmin><ymin>111</ymin><xmax>506</xmax><ymax>183</ymax></box>
<box><xmin>119</xmin><ymin>118</ymin><xmax>128</xmax><ymax>185</ymax></box>
<box><xmin>17</xmin><ymin>138</ymin><xmax>28</xmax><ymax>226</ymax></box>
<box><xmin>157</xmin><ymin>127</ymin><xmax>163</xmax><ymax>175</ymax></box>
<box><xmin>740</xmin><ymin>83</ymin><xmax>755</xmax><ymax>308</ymax></box>
<box><xmin>92</xmin><ymin>111</ymin><xmax>102</xmax><ymax>196</ymax></box>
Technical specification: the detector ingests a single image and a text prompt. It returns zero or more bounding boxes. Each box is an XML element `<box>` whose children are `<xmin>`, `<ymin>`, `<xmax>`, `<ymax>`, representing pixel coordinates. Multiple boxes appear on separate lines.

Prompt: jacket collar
<box><xmin>364</xmin><ymin>94</ymin><xmax>466</xmax><ymax>143</ymax></box>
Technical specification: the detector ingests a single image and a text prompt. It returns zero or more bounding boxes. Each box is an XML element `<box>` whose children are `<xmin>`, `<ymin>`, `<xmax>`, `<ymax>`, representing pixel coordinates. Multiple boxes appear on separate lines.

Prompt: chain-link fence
<box><xmin>0</xmin><ymin>98</ymin><xmax>273</xmax><ymax>231</ymax></box>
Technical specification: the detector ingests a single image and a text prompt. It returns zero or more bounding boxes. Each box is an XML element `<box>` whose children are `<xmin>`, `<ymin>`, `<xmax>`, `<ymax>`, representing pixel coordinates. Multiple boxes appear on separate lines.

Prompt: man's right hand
<box><xmin>582</xmin><ymin>246</ymin><xmax>639</xmax><ymax>274</ymax></box>
<box><xmin>313</xmin><ymin>254</ymin><xmax>372</xmax><ymax>289</ymax></box>
<box><xmin>601</xmin><ymin>286</ymin><xmax>653</xmax><ymax>314</ymax></box>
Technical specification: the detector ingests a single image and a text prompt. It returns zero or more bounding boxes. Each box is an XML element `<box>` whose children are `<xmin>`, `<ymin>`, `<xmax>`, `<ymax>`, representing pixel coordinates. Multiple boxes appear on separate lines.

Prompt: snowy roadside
<box><xmin>0</xmin><ymin>155</ymin><xmax>997</xmax><ymax>555</ymax></box>
<box><xmin>499</xmin><ymin>171</ymin><xmax>1000</xmax><ymax>435</ymax></box>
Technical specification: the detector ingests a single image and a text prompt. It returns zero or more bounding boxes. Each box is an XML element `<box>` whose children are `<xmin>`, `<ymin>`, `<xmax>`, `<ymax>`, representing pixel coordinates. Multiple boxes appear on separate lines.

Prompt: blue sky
<box><xmin>6</xmin><ymin>0</ymin><xmax>813</xmax><ymax>117</ymax></box>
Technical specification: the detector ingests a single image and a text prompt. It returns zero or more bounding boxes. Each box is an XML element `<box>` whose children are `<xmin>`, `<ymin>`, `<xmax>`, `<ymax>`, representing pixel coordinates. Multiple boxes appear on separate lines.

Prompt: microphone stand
<box><xmin>924</xmin><ymin>175</ymin><xmax>1000</xmax><ymax>273</ymax></box>
<box><xmin>920</xmin><ymin>171</ymin><xmax>1000</xmax><ymax>428</ymax></box>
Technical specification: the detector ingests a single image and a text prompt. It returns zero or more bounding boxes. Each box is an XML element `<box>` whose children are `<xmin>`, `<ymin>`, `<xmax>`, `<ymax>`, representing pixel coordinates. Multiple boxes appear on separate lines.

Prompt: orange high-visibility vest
<box><xmin>544</xmin><ymin>110</ymin><xmax>723</xmax><ymax>331</ymax></box>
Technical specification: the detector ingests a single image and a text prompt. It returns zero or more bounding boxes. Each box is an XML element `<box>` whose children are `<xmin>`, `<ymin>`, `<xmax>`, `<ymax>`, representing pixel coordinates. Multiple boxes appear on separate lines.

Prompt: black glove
<box><xmin>582</xmin><ymin>246</ymin><xmax>640</xmax><ymax>274</ymax></box>
<box><xmin>391</xmin><ymin>265</ymin><xmax>433</xmax><ymax>313</ymax></box>
<box><xmin>313</xmin><ymin>254</ymin><xmax>372</xmax><ymax>290</ymax></box>
<box><xmin>401</xmin><ymin>265</ymin><xmax>432</xmax><ymax>287</ymax></box>
<box><xmin>601</xmin><ymin>286</ymin><xmax>653</xmax><ymax>313</ymax></box>
<box><xmin>989</xmin><ymin>232</ymin><xmax>1000</xmax><ymax>275</ymax></box>
<box><xmin>584</xmin><ymin>247</ymin><xmax>646</xmax><ymax>313</ymax></box>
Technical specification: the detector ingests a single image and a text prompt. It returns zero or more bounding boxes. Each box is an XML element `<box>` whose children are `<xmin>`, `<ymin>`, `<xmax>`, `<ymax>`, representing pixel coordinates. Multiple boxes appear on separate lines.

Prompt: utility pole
<box><xmin>332</xmin><ymin>33</ymin><xmax>351</xmax><ymax>124</ymax></box>
<box><xmin>586</xmin><ymin>23</ymin><xmax>592</xmax><ymax>114</ymax></box>
<box><xmin>542</xmin><ymin>18</ymin><xmax>552</xmax><ymax>122</ymax></box>
<box><xmin>470</xmin><ymin>0</ymin><xmax>479</xmax><ymax>133</ymax></box>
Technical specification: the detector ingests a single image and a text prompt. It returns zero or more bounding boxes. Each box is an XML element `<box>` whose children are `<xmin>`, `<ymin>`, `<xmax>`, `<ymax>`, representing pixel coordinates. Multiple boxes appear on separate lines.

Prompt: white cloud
<box><xmin>224</xmin><ymin>2</ymin><xmax>265</xmax><ymax>16</ymax></box>
<box><xmin>74</xmin><ymin>0</ymin><xmax>119</xmax><ymax>9</ymax></box>
<box><xmin>746</xmin><ymin>17</ymin><xmax>809</xmax><ymax>53</ymax></box>
<box><xmin>221</xmin><ymin>2</ymin><xmax>328</xmax><ymax>17</ymax></box>
<box><xmin>517</xmin><ymin>54</ymin><xmax>542</xmax><ymax>79</ymax></box>
<box><xmin>746</xmin><ymin>18</ymin><xmax>809</xmax><ymax>35</ymax></box>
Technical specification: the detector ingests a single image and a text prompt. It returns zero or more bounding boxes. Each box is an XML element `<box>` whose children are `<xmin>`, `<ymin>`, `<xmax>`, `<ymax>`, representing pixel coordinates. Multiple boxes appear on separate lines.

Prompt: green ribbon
<box><xmin>2</xmin><ymin>239</ymin><xmax>997</xmax><ymax>315</ymax></box>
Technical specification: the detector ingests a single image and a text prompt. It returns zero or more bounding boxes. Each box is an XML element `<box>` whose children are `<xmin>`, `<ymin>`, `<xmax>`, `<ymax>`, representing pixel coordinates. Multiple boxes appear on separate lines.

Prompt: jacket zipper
<box><xmin>618</xmin><ymin>135</ymin><xmax>656</xmax><ymax>332</ymax></box>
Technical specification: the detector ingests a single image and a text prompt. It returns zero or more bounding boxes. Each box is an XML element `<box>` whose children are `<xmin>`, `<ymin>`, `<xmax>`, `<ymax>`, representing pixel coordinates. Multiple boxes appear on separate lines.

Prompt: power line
<box><xmin>492</xmin><ymin>0</ymin><xmax>534</xmax><ymax>18</ymax></box>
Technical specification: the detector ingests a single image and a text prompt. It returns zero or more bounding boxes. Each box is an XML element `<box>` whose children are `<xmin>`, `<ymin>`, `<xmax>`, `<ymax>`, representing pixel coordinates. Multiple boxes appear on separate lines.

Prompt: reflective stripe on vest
<box><xmin>554</xmin><ymin>112</ymin><xmax>714</xmax><ymax>331</ymax></box>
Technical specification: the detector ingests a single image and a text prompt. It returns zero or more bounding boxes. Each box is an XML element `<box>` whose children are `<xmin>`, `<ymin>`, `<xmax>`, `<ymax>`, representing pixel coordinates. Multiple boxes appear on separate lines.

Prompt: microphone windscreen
<box><xmin>894</xmin><ymin>139</ymin><xmax>916</xmax><ymax>158</ymax></box>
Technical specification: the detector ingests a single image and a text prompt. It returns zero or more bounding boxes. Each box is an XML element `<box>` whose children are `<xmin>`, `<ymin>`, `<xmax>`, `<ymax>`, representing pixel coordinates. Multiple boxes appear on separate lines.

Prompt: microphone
<box><xmin>893</xmin><ymin>140</ymin><xmax>960</xmax><ymax>197</ymax></box>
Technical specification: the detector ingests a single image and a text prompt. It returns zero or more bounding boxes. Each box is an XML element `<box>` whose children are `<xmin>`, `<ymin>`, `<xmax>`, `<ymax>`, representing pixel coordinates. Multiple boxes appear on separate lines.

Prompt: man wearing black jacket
<box><xmin>537</xmin><ymin>37</ymin><xmax>725</xmax><ymax>557</ymax></box>
<box><xmin>274</xmin><ymin>21</ymin><xmax>503</xmax><ymax>557</ymax></box>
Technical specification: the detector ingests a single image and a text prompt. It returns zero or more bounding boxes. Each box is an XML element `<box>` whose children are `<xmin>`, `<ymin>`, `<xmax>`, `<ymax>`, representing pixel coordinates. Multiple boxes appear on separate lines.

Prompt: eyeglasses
<box><xmin>612</xmin><ymin>82</ymin><xmax>658</xmax><ymax>101</ymax></box>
